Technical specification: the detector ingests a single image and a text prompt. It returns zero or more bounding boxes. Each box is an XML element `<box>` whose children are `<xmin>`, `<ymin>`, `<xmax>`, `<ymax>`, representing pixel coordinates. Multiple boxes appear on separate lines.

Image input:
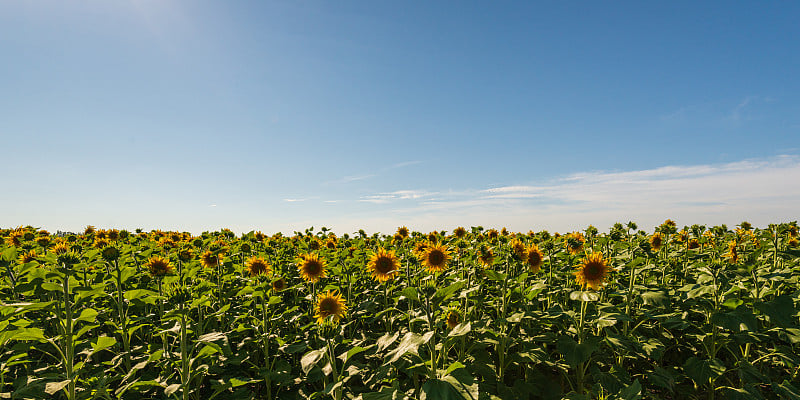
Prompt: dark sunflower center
<box><xmin>375</xmin><ymin>257</ymin><xmax>394</xmax><ymax>274</ymax></box>
<box><xmin>583</xmin><ymin>262</ymin><xmax>603</xmax><ymax>280</ymax></box>
<box><xmin>305</xmin><ymin>260</ymin><xmax>322</xmax><ymax>275</ymax></box>
<box><xmin>528</xmin><ymin>251</ymin><xmax>541</xmax><ymax>265</ymax></box>
<box><xmin>428</xmin><ymin>250</ymin><xmax>445</xmax><ymax>266</ymax></box>
<box><xmin>319</xmin><ymin>298</ymin><xmax>337</xmax><ymax>314</ymax></box>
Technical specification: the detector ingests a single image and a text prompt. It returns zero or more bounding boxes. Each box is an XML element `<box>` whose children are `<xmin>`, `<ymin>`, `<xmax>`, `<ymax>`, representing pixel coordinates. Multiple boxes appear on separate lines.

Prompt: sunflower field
<box><xmin>1</xmin><ymin>221</ymin><xmax>800</xmax><ymax>400</ymax></box>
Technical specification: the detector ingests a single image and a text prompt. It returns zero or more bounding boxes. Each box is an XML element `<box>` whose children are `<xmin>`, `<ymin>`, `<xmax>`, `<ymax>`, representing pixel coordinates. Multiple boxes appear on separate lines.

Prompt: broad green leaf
<box><xmin>164</xmin><ymin>384</ymin><xmax>181</xmax><ymax>396</ymax></box>
<box><xmin>755</xmin><ymin>295</ymin><xmax>797</xmax><ymax>328</ymax></box>
<box><xmin>557</xmin><ymin>336</ymin><xmax>598</xmax><ymax>368</ymax></box>
<box><xmin>570</xmin><ymin>291</ymin><xmax>599</xmax><ymax>302</ymax></box>
<box><xmin>613</xmin><ymin>379</ymin><xmax>641</xmax><ymax>400</ymax></box>
<box><xmin>73</xmin><ymin>308</ymin><xmax>99</xmax><ymax>324</ymax></box>
<box><xmin>301</xmin><ymin>349</ymin><xmax>326</xmax><ymax>374</ymax></box>
<box><xmin>91</xmin><ymin>336</ymin><xmax>117</xmax><ymax>353</ymax></box>
<box><xmin>387</xmin><ymin>331</ymin><xmax>434</xmax><ymax>363</ymax></box>
<box><xmin>339</xmin><ymin>346</ymin><xmax>368</xmax><ymax>364</ymax></box>
<box><xmin>434</xmin><ymin>281</ymin><xmax>466</xmax><ymax>303</ymax></box>
<box><xmin>448</xmin><ymin>322</ymin><xmax>471</xmax><ymax>337</ymax></box>
<box><xmin>44</xmin><ymin>380</ymin><xmax>72</xmax><ymax>395</ymax></box>
<box><xmin>683</xmin><ymin>357</ymin><xmax>725</xmax><ymax>386</ymax></box>
<box><xmin>376</xmin><ymin>331</ymin><xmax>400</xmax><ymax>352</ymax></box>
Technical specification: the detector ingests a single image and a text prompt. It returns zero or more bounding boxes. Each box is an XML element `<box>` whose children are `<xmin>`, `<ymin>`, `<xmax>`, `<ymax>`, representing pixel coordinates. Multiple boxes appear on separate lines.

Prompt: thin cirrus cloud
<box><xmin>342</xmin><ymin>155</ymin><xmax>800</xmax><ymax>233</ymax></box>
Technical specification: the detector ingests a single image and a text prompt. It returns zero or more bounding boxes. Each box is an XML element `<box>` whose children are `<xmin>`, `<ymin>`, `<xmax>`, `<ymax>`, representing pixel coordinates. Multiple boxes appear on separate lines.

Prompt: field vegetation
<box><xmin>1</xmin><ymin>221</ymin><xmax>799</xmax><ymax>399</ymax></box>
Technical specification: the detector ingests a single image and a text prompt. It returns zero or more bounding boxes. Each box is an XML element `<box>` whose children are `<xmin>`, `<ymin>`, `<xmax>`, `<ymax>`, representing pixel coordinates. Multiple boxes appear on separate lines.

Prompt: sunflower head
<box><xmin>574</xmin><ymin>252</ymin><xmax>612</xmax><ymax>290</ymax></box>
<box><xmin>509</xmin><ymin>238</ymin><xmax>526</xmax><ymax>259</ymax></box>
<box><xmin>314</xmin><ymin>290</ymin><xmax>347</xmax><ymax>324</ymax></box>
<box><xmin>94</xmin><ymin>238</ymin><xmax>109</xmax><ymax>249</ymax></box>
<box><xmin>36</xmin><ymin>236</ymin><xmax>50</xmax><ymax>247</ymax></box>
<box><xmin>178</xmin><ymin>248</ymin><xmax>193</xmax><ymax>263</ymax></box>
<box><xmin>368</xmin><ymin>248</ymin><xmax>400</xmax><ymax>282</ymax></box>
<box><xmin>397</xmin><ymin>226</ymin><xmax>409</xmax><ymax>239</ymax></box>
<box><xmin>427</xmin><ymin>231</ymin><xmax>439</xmax><ymax>243</ymax></box>
<box><xmin>200</xmin><ymin>250</ymin><xmax>219</xmax><ymax>268</ymax></box>
<box><xmin>53</xmin><ymin>242</ymin><xmax>70</xmax><ymax>255</ymax></box>
<box><xmin>421</xmin><ymin>243</ymin><xmax>450</xmax><ymax>273</ymax></box>
<box><xmin>688</xmin><ymin>239</ymin><xmax>700</xmax><ymax>250</ymax></box>
<box><xmin>101</xmin><ymin>246</ymin><xmax>120</xmax><ymax>261</ymax></box>
<box><xmin>453</xmin><ymin>227</ymin><xmax>467</xmax><ymax>239</ymax></box>
<box><xmin>325</xmin><ymin>238</ymin><xmax>337</xmax><ymax>250</ymax></box>
<box><xmin>19</xmin><ymin>249</ymin><xmax>38</xmax><ymax>264</ymax></box>
<box><xmin>725</xmin><ymin>240</ymin><xmax>739</xmax><ymax>264</ymax></box>
<box><xmin>649</xmin><ymin>233</ymin><xmax>663</xmax><ymax>252</ymax></box>
<box><xmin>477</xmin><ymin>246</ymin><xmax>494</xmax><ymax>268</ymax></box>
<box><xmin>271</xmin><ymin>277</ymin><xmax>287</xmax><ymax>292</ymax></box>
<box><xmin>308</xmin><ymin>238</ymin><xmax>321</xmax><ymax>251</ymax></box>
<box><xmin>298</xmin><ymin>253</ymin><xmax>326</xmax><ymax>283</ymax></box>
<box><xmin>240</xmin><ymin>243</ymin><xmax>252</xmax><ymax>254</ymax></box>
<box><xmin>146</xmin><ymin>256</ymin><xmax>173</xmax><ymax>277</ymax></box>
<box><xmin>788</xmin><ymin>225</ymin><xmax>798</xmax><ymax>238</ymax></box>
<box><xmin>525</xmin><ymin>244</ymin><xmax>544</xmax><ymax>273</ymax></box>
<box><xmin>255</xmin><ymin>231</ymin><xmax>266</xmax><ymax>242</ymax></box>
<box><xmin>565</xmin><ymin>232</ymin><xmax>585</xmax><ymax>254</ymax></box>
<box><xmin>246</xmin><ymin>256</ymin><xmax>272</xmax><ymax>277</ymax></box>
<box><xmin>5</xmin><ymin>232</ymin><xmax>22</xmax><ymax>247</ymax></box>
<box><xmin>486</xmin><ymin>229</ymin><xmax>499</xmax><ymax>240</ymax></box>
<box><xmin>445</xmin><ymin>308</ymin><xmax>462</xmax><ymax>330</ymax></box>
<box><xmin>789</xmin><ymin>238</ymin><xmax>799</xmax><ymax>248</ymax></box>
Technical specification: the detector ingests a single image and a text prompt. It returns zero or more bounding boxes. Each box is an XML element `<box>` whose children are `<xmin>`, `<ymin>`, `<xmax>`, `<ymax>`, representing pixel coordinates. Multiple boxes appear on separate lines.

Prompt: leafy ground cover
<box><xmin>1</xmin><ymin>221</ymin><xmax>799</xmax><ymax>399</ymax></box>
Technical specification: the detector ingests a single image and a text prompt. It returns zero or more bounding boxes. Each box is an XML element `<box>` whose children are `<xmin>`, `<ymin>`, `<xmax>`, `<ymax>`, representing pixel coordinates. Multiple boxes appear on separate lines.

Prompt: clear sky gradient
<box><xmin>2</xmin><ymin>1</ymin><xmax>798</xmax><ymax>234</ymax></box>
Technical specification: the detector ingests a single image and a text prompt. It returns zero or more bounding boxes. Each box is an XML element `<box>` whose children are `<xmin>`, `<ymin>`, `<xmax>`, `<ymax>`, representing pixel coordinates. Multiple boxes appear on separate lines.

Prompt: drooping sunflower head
<box><xmin>421</xmin><ymin>243</ymin><xmax>450</xmax><ymax>273</ymax></box>
<box><xmin>649</xmin><ymin>233</ymin><xmax>663</xmax><ymax>252</ymax></box>
<box><xmin>200</xmin><ymin>250</ymin><xmax>219</xmax><ymax>268</ymax></box>
<box><xmin>314</xmin><ymin>290</ymin><xmax>347</xmax><ymax>324</ymax></box>
<box><xmin>246</xmin><ymin>256</ymin><xmax>272</xmax><ymax>277</ymax></box>
<box><xmin>453</xmin><ymin>227</ymin><xmax>467</xmax><ymax>239</ymax></box>
<box><xmin>477</xmin><ymin>246</ymin><xmax>494</xmax><ymax>268</ymax></box>
<box><xmin>525</xmin><ymin>244</ymin><xmax>544</xmax><ymax>273</ymax></box>
<box><xmin>271</xmin><ymin>277</ymin><xmax>287</xmax><ymax>292</ymax></box>
<box><xmin>574</xmin><ymin>252</ymin><xmax>612</xmax><ymax>290</ymax></box>
<box><xmin>19</xmin><ymin>249</ymin><xmax>38</xmax><ymax>264</ymax></box>
<box><xmin>53</xmin><ymin>242</ymin><xmax>70</xmax><ymax>255</ymax></box>
<box><xmin>36</xmin><ymin>236</ymin><xmax>50</xmax><ymax>247</ymax></box>
<box><xmin>500</xmin><ymin>227</ymin><xmax>509</xmax><ymax>236</ymax></box>
<box><xmin>368</xmin><ymin>248</ymin><xmax>400</xmax><ymax>282</ymax></box>
<box><xmin>101</xmin><ymin>246</ymin><xmax>120</xmax><ymax>261</ymax></box>
<box><xmin>427</xmin><ymin>231</ymin><xmax>439</xmax><ymax>243</ymax></box>
<box><xmin>84</xmin><ymin>225</ymin><xmax>96</xmax><ymax>235</ymax></box>
<box><xmin>298</xmin><ymin>253</ymin><xmax>326</xmax><ymax>283</ymax></box>
<box><xmin>445</xmin><ymin>308</ymin><xmax>462</xmax><ymax>330</ymax></box>
<box><xmin>725</xmin><ymin>240</ymin><xmax>739</xmax><ymax>264</ymax></box>
<box><xmin>146</xmin><ymin>256</ymin><xmax>173</xmax><ymax>277</ymax></box>
<box><xmin>565</xmin><ymin>232</ymin><xmax>585</xmax><ymax>254</ymax></box>
<box><xmin>509</xmin><ymin>238</ymin><xmax>526</xmax><ymax>259</ymax></box>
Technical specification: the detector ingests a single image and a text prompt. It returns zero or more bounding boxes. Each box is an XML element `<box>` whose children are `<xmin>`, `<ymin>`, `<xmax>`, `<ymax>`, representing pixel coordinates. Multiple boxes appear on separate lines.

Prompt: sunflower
<box><xmin>574</xmin><ymin>252</ymin><xmax>612</xmax><ymax>290</ymax></box>
<box><xmin>445</xmin><ymin>308</ymin><xmax>462</xmax><ymax>330</ymax></box>
<box><xmin>397</xmin><ymin>226</ymin><xmax>409</xmax><ymax>239</ymax></box>
<box><xmin>308</xmin><ymin>238</ymin><xmax>321</xmax><ymax>251</ymax></box>
<box><xmin>36</xmin><ymin>236</ymin><xmax>50</xmax><ymax>247</ymax></box>
<box><xmin>271</xmin><ymin>277</ymin><xmax>287</xmax><ymax>292</ymax></box>
<box><xmin>5</xmin><ymin>232</ymin><xmax>22</xmax><ymax>247</ymax></box>
<box><xmin>325</xmin><ymin>238</ymin><xmax>337</xmax><ymax>250</ymax></box>
<box><xmin>200</xmin><ymin>250</ymin><xmax>219</xmax><ymax>268</ymax></box>
<box><xmin>453</xmin><ymin>227</ymin><xmax>467</xmax><ymax>239</ymax></box>
<box><xmin>427</xmin><ymin>231</ymin><xmax>439</xmax><ymax>243</ymax></box>
<box><xmin>688</xmin><ymin>238</ymin><xmax>700</xmax><ymax>250</ymax></box>
<box><xmin>94</xmin><ymin>238</ymin><xmax>109</xmax><ymax>249</ymax></box>
<box><xmin>486</xmin><ymin>229</ymin><xmax>499</xmax><ymax>240</ymax></box>
<box><xmin>525</xmin><ymin>244</ymin><xmax>544</xmax><ymax>273</ymax></box>
<box><xmin>789</xmin><ymin>225</ymin><xmax>798</xmax><ymax>238</ymax></box>
<box><xmin>178</xmin><ymin>248</ymin><xmax>193</xmax><ymax>263</ymax></box>
<box><xmin>477</xmin><ymin>246</ymin><xmax>494</xmax><ymax>268</ymax></box>
<box><xmin>314</xmin><ymin>290</ymin><xmax>347</xmax><ymax>324</ymax></box>
<box><xmin>565</xmin><ymin>232</ymin><xmax>585</xmax><ymax>254</ymax></box>
<box><xmin>108</xmin><ymin>229</ymin><xmax>120</xmax><ymax>241</ymax></box>
<box><xmin>298</xmin><ymin>253</ymin><xmax>326</xmax><ymax>283</ymax></box>
<box><xmin>649</xmin><ymin>233</ymin><xmax>663</xmax><ymax>252</ymax></box>
<box><xmin>367</xmin><ymin>248</ymin><xmax>400</xmax><ymax>282</ymax></box>
<box><xmin>789</xmin><ymin>238</ymin><xmax>799</xmax><ymax>248</ymax></box>
<box><xmin>392</xmin><ymin>233</ymin><xmax>404</xmax><ymax>244</ymax></box>
<box><xmin>240</xmin><ymin>243</ymin><xmax>252</xmax><ymax>253</ymax></box>
<box><xmin>420</xmin><ymin>243</ymin><xmax>450</xmax><ymax>273</ymax></box>
<box><xmin>101</xmin><ymin>246</ymin><xmax>120</xmax><ymax>261</ymax></box>
<box><xmin>246</xmin><ymin>256</ymin><xmax>272</xmax><ymax>277</ymax></box>
<box><xmin>53</xmin><ymin>242</ymin><xmax>70</xmax><ymax>255</ymax></box>
<box><xmin>725</xmin><ymin>240</ymin><xmax>738</xmax><ymax>263</ymax></box>
<box><xmin>146</xmin><ymin>256</ymin><xmax>173</xmax><ymax>277</ymax></box>
<box><xmin>509</xmin><ymin>238</ymin><xmax>526</xmax><ymax>259</ymax></box>
<box><xmin>19</xmin><ymin>249</ymin><xmax>38</xmax><ymax>264</ymax></box>
<box><xmin>255</xmin><ymin>231</ymin><xmax>266</xmax><ymax>242</ymax></box>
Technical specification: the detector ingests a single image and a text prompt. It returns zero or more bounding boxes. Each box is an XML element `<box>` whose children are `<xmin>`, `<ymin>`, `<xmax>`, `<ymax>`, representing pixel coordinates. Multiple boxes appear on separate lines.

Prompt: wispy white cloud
<box><xmin>360</xmin><ymin>190</ymin><xmax>434</xmax><ymax>204</ymax></box>
<box><xmin>341</xmin><ymin>155</ymin><xmax>800</xmax><ymax>233</ymax></box>
<box><xmin>283</xmin><ymin>198</ymin><xmax>308</xmax><ymax>203</ymax></box>
<box><xmin>391</xmin><ymin>160</ymin><xmax>423</xmax><ymax>169</ymax></box>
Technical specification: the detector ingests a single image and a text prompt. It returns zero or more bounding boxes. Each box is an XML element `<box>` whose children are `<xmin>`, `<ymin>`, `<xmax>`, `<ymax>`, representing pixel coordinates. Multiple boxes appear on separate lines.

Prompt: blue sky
<box><xmin>2</xmin><ymin>1</ymin><xmax>798</xmax><ymax>234</ymax></box>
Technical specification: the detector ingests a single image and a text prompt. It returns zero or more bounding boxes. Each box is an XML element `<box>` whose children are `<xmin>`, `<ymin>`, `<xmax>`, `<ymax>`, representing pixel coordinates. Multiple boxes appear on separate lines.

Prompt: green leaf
<box><xmin>613</xmin><ymin>379</ymin><xmax>641</xmax><ymax>400</ymax></box>
<box><xmin>164</xmin><ymin>383</ymin><xmax>181</xmax><ymax>396</ymax></box>
<box><xmin>8</xmin><ymin>327</ymin><xmax>46</xmax><ymax>343</ymax></box>
<box><xmin>641</xmin><ymin>291</ymin><xmax>669</xmax><ymax>307</ymax></box>
<box><xmin>683</xmin><ymin>357</ymin><xmax>725</xmax><ymax>386</ymax></box>
<box><xmin>569</xmin><ymin>291</ymin><xmax>599</xmax><ymax>302</ymax></box>
<box><xmin>387</xmin><ymin>331</ymin><xmax>434</xmax><ymax>363</ymax></box>
<box><xmin>339</xmin><ymin>346</ymin><xmax>368</xmax><ymax>364</ymax></box>
<box><xmin>376</xmin><ymin>331</ymin><xmax>400</xmax><ymax>352</ymax></box>
<box><xmin>434</xmin><ymin>281</ymin><xmax>466</xmax><ymax>303</ymax></box>
<box><xmin>44</xmin><ymin>380</ymin><xmax>72</xmax><ymax>395</ymax></box>
<box><xmin>73</xmin><ymin>308</ymin><xmax>99</xmax><ymax>324</ymax></box>
<box><xmin>301</xmin><ymin>349</ymin><xmax>326</xmax><ymax>374</ymax></box>
<box><xmin>721</xmin><ymin>297</ymin><xmax>744</xmax><ymax>310</ymax></box>
<box><xmin>400</xmin><ymin>287</ymin><xmax>419</xmax><ymax>302</ymax></box>
<box><xmin>91</xmin><ymin>336</ymin><xmax>117</xmax><ymax>353</ymax></box>
<box><xmin>755</xmin><ymin>295</ymin><xmax>797</xmax><ymax>328</ymax></box>
<box><xmin>441</xmin><ymin>369</ymin><xmax>479</xmax><ymax>400</ymax></box>
<box><xmin>557</xmin><ymin>336</ymin><xmax>598</xmax><ymax>368</ymax></box>
<box><xmin>773</xmin><ymin>380</ymin><xmax>800</xmax><ymax>400</ymax></box>
<box><xmin>448</xmin><ymin>322</ymin><xmax>471</xmax><ymax>337</ymax></box>
<box><xmin>483</xmin><ymin>270</ymin><xmax>506</xmax><ymax>281</ymax></box>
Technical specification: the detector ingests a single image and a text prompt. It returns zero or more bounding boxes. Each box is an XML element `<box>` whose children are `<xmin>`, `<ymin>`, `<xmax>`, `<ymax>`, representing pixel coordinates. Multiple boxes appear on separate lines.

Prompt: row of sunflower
<box><xmin>0</xmin><ymin>222</ymin><xmax>799</xmax><ymax>400</ymax></box>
